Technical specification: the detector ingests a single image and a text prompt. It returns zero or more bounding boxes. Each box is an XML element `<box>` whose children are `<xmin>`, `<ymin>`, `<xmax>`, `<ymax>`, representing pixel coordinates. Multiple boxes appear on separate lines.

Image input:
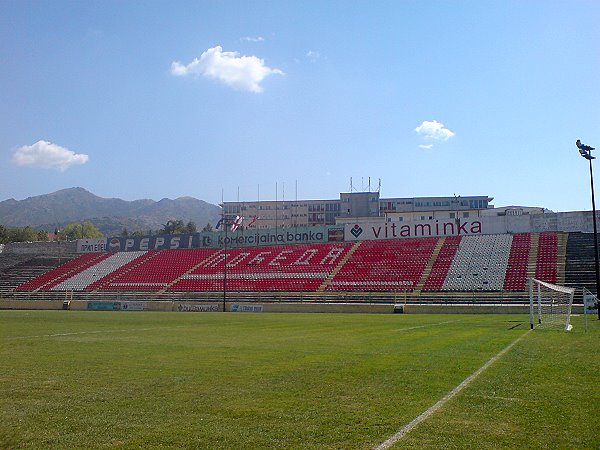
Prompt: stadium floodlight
<box><xmin>576</xmin><ymin>139</ymin><xmax>600</xmax><ymax>320</ymax></box>
<box><xmin>576</xmin><ymin>139</ymin><xmax>595</xmax><ymax>160</ymax></box>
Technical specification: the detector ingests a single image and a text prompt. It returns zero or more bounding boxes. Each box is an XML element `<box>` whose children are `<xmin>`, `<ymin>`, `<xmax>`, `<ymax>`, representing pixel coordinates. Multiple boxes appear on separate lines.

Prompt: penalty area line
<box><xmin>373</xmin><ymin>329</ymin><xmax>531</xmax><ymax>450</ymax></box>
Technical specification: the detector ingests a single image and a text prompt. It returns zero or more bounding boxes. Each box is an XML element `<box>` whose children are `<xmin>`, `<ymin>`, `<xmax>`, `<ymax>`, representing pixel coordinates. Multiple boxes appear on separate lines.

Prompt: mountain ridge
<box><xmin>0</xmin><ymin>187</ymin><xmax>221</xmax><ymax>236</ymax></box>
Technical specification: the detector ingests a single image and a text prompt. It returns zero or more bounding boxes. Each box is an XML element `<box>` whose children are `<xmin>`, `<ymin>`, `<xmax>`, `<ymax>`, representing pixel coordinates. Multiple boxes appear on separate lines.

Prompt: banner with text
<box><xmin>345</xmin><ymin>219</ymin><xmax>486</xmax><ymax>240</ymax></box>
<box><xmin>106</xmin><ymin>234</ymin><xmax>199</xmax><ymax>252</ymax></box>
<box><xmin>106</xmin><ymin>226</ymin><xmax>344</xmax><ymax>251</ymax></box>
<box><xmin>77</xmin><ymin>238</ymin><xmax>107</xmax><ymax>253</ymax></box>
<box><xmin>203</xmin><ymin>225</ymin><xmax>340</xmax><ymax>248</ymax></box>
<box><xmin>177</xmin><ymin>304</ymin><xmax>221</xmax><ymax>312</ymax></box>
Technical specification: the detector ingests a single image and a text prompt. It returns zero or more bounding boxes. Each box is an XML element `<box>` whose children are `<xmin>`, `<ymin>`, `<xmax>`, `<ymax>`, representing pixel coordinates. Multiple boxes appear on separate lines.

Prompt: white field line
<box><xmin>394</xmin><ymin>319</ymin><xmax>463</xmax><ymax>331</ymax></box>
<box><xmin>6</xmin><ymin>327</ymin><xmax>160</xmax><ymax>340</ymax></box>
<box><xmin>374</xmin><ymin>329</ymin><xmax>531</xmax><ymax>450</ymax></box>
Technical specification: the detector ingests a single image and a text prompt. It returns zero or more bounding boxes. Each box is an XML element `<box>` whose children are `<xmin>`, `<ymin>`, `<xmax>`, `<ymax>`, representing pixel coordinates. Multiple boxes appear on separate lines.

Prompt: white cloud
<box><xmin>171</xmin><ymin>46</ymin><xmax>284</xmax><ymax>93</ymax></box>
<box><xmin>307</xmin><ymin>50</ymin><xmax>321</xmax><ymax>61</ymax></box>
<box><xmin>241</xmin><ymin>36</ymin><xmax>265</xmax><ymax>42</ymax></box>
<box><xmin>419</xmin><ymin>144</ymin><xmax>434</xmax><ymax>149</ymax></box>
<box><xmin>12</xmin><ymin>140</ymin><xmax>89</xmax><ymax>171</ymax></box>
<box><xmin>415</xmin><ymin>120</ymin><xmax>456</xmax><ymax>141</ymax></box>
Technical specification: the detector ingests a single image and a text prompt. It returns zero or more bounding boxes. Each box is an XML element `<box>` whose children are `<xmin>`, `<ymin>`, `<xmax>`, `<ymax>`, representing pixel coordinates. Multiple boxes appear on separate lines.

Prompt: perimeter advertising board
<box><xmin>87</xmin><ymin>301</ymin><xmax>121</xmax><ymax>311</ymax></box>
<box><xmin>231</xmin><ymin>304</ymin><xmax>264</xmax><ymax>312</ymax></box>
<box><xmin>345</xmin><ymin>219</ymin><xmax>485</xmax><ymax>240</ymax></box>
<box><xmin>106</xmin><ymin>234</ymin><xmax>199</xmax><ymax>252</ymax></box>
<box><xmin>177</xmin><ymin>304</ymin><xmax>221</xmax><ymax>312</ymax></box>
<box><xmin>342</xmin><ymin>214</ymin><xmax>556</xmax><ymax>241</ymax></box>
<box><xmin>86</xmin><ymin>301</ymin><xmax>145</xmax><ymax>311</ymax></box>
<box><xmin>583</xmin><ymin>291</ymin><xmax>598</xmax><ymax>315</ymax></box>
<box><xmin>206</xmin><ymin>225</ymin><xmax>339</xmax><ymax>248</ymax></box>
<box><xmin>106</xmin><ymin>226</ymin><xmax>344</xmax><ymax>251</ymax></box>
<box><xmin>93</xmin><ymin>211</ymin><xmax>600</xmax><ymax>251</ymax></box>
<box><xmin>77</xmin><ymin>238</ymin><xmax>107</xmax><ymax>253</ymax></box>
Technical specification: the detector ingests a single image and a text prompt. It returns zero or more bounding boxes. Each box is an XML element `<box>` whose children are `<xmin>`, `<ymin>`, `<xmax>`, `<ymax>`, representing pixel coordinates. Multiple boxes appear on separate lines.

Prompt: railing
<box><xmin>5</xmin><ymin>288</ymin><xmax>536</xmax><ymax>305</ymax></box>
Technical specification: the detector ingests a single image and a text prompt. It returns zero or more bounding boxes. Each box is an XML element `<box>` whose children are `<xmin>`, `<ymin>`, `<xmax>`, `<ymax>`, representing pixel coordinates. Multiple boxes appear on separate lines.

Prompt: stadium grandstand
<box><xmin>1</xmin><ymin>190</ymin><xmax>599</xmax><ymax>312</ymax></box>
<box><xmin>0</xmin><ymin>230</ymin><xmax>598</xmax><ymax>307</ymax></box>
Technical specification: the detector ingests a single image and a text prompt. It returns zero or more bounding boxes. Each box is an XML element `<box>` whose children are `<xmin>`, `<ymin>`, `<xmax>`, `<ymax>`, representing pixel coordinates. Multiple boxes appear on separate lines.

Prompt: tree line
<box><xmin>0</xmin><ymin>221</ymin><xmax>104</xmax><ymax>244</ymax></box>
<box><xmin>1</xmin><ymin>219</ymin><xmax>214</xmax><ymax>244</ymax></box>
<box><xmin>0</xmin><ymin>220</ymin><xmax>218</xmax><ymax>244</ymax></box>
<box><xmin>121</xmin><ymin>220</ymin><xmax>214</xmax><ymax>237</ymax></box>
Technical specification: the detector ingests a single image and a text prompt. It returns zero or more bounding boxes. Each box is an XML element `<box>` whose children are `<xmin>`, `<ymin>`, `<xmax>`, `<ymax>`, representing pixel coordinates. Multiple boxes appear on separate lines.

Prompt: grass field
<box><xmin>1</xmin><ymin>310</ymin><xmax>598</xmax><ymax>449</ymax></box>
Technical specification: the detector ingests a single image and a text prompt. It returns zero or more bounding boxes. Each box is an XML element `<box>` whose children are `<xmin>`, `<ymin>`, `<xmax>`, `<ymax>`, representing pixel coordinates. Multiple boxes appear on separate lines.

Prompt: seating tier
<box><xmin>170</xmin><ymin>243</ymin><xmax>352</xmax><ymax>291</ymax></box>
<box><xmin>503</xmin><ymin>233</ymin><xmax>531</xmax><ymax>291</ymax></box>
<box><xmin>16</xmin><ymin>253</ymin><xmax>109</xmax><ymax>291</ymax></box>
<box><xmin>98</xmin><ymin>249</ymin><xmax>218</xmax><ymax>291</ymax></box>
<box><xmin>327</xmin><ymin>238</ymin><xmax>438</xmax><ymax>292</ymax></box>
<box><xmin>422</xmin><ymin>236</ymin><xmax>462</xmax><ymax>291</ymax></box>
<box><xmin>442</xmin><ymin>234</ymin><xmax>513</xmax><ymax>291</ymax></box>
<box><xmin>536</xmin><ymin>232</ymin><xmax>557</xmax><ymax>284</ymax></box>
<box><xmin>55</xmin><ymin>251</ymin><xmax>152</xmax><ymax>291</ymax></box>
<box><xmin>10</xmin><ymin>232</ymin><xmax>565</xmax><ymax>295</ymax></box>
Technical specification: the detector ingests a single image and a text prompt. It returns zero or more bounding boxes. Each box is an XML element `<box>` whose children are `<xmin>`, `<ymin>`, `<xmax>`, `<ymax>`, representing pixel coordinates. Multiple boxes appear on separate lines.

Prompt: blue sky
<box><xmin>1</xmin><ymin>0</ymin><xmax>598</xmax><ymax>212</ymax></box>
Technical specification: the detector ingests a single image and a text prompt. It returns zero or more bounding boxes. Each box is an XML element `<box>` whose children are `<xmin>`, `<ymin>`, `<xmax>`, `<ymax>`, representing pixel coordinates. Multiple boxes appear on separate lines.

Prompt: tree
<box><xmin>159</xmin><ymin>220</ymin><xmax>186</xmax><ymax>235</ymax></box>
<box><xmin>0</xmin><ymin>225</ymin><xmax>48</xmax><ymax>243</ymax></box>
<box><xmin>202</xmin><ymin>222</ymin><xmax>214</xmax><ymax>232</ymax></box>
<box><xmin>8</xmin><ymin>226</ymin><xmax>40</xmax><ymax>243</ymax></box>
<box><xmin>37</xmin><ymin>230</ymin><xmax>49</xmax><ymax>241</ymax></box>
<box><xmin>186</xmin><ymin>221</ymin><xmax>197</xmax><ymax>233</ymax></box>
<box><xmin>59</xmin><ymin>221</ymin><xmax>103</xmax><ymax>240</ymax></box>
<box><xmin>122</xmin><ymin>228</ymin><xmax>129</xmax><ymax>237</ymax></box>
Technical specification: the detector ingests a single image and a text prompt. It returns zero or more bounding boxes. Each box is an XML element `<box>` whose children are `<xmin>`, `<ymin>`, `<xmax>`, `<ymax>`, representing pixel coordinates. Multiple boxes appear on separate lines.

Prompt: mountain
<box><xmin>0</xmin><ymin>187</ymin><xmax>222</xmax><ymax>236</ymax></box>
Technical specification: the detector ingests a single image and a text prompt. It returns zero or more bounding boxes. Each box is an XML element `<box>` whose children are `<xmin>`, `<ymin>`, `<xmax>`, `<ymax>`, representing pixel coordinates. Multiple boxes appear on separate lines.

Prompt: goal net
<box><xmin>529</xmin><ymin>278</ymin><xmax>575</xmax><ymax>331</ymax></box>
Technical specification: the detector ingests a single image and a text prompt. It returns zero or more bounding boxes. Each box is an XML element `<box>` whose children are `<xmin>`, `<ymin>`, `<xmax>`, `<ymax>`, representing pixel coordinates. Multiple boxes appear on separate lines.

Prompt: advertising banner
<box><xmin>177</xmin><ymin>303</ymin><xmax>221</xmax><ymax>312</ymax></box>
<box><xmin>77</xmin><ymin>238</ymin><xmax>107</xmax><ymax>253</ymax></box>
<box><xmin>87</xmin><ymin>301</ymin><xmax>120</xmax><ymax>311</ymax></box>
<box><xmin>583</xmin><ymin>291</ymin><xmax>598</xmax><ymax>315</ymax></box>
<box><xmin>230</xmin><ymin>304</ymin><xmax>264</xmax><ymax>312</ymax></box>
<box><xmin>205</xmin><ymin>226</ymin><xmax>334</xmax><ymax>248</ymax></box>
<box><xmin>121</xmin><ymin>301</ymin><xmax>145</xmax><ymax>311</ymax></box>
<box><xmin>107</xmin><ymin>226</ymin><xmax>343</xmax><ymax>252</ymax></box>
<box><xmin>102</xmin><ymin>211</ymin><xmax>600</xmax><ymax>250</ymax></box>
<box><xmin>106</xmin><ymin>234</ymin><xmax>199</xmax><ymax>252</ymax></box>
<box><xmin>345</xmin><ymin>219</ymin><xmax>485</xmax><ymax>241</ymax></box>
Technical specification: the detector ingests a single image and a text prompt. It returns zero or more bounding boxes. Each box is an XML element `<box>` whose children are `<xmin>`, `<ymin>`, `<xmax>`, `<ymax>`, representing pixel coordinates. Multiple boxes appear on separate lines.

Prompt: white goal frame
<box><xmin>528</xmin><ymin>278</ymin><xmax>575</xmax><ymax>331</ymax></box>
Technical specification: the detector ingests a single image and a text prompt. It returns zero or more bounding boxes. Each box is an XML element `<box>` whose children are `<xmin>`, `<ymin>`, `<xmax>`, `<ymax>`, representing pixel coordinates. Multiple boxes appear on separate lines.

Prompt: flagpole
<box><xmin>257</xmin><ymin>183</ymin><xmax>260</xmax><ymax>246</ymax></box>
<box><xmin>221</xmin><ymin>188</ymin><xmax>227</xmax><ymax>313</ymax></box>
<box><xmin>237</xmin><ymin>185</ymin><xmax>240</xmax><ymax>233</ymax></box>
<box><xmin>223</xmin><ymin>223</ymin><xmax>227</xmax><ymax>312</ymax></box>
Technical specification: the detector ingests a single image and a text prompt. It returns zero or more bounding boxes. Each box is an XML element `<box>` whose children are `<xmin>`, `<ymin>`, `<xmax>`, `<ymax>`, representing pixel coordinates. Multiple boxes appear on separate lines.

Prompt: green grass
<box><xmin>0</xmin><ymin>311</ymin><xmax>598</xmax><ymax>449</ymax></box>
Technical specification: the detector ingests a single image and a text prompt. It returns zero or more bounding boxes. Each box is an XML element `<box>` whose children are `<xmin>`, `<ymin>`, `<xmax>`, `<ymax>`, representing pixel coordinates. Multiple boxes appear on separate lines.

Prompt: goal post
<box><xmin>528</xmin><ymin>278</ymin><xmax>575</xmax><ymax>331</ymax></box>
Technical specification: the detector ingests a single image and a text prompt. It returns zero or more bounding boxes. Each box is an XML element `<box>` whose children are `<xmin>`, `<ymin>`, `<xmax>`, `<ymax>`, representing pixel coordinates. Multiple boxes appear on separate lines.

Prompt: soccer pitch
<box><xmin>1</xmin><ymin>311</ymin><xmax>598</xmax><ymax>449</ymax></box>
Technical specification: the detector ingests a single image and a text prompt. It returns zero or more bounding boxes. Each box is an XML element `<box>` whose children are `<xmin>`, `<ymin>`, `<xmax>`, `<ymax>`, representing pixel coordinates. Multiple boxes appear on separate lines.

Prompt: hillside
<box><xmin>0</xmin><ymin>187</ymin><xmax>221</xmax><ymax>236</ymax></box>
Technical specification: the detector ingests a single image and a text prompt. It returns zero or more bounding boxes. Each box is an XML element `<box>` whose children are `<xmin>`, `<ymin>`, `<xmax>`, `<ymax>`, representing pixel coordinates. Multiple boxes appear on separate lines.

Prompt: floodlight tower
<box><xmin>576</xmin><ymin>139</ymin><xmax>600</xmax><ymax>319</ymax></box>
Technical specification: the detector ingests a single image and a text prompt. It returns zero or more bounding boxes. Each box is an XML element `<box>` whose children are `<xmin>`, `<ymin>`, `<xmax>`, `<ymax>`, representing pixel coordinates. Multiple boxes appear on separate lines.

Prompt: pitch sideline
<box><xmin>373</xmin><ymin>329</ymin><xmax>531</xmax><ymax>449</ymax></box>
